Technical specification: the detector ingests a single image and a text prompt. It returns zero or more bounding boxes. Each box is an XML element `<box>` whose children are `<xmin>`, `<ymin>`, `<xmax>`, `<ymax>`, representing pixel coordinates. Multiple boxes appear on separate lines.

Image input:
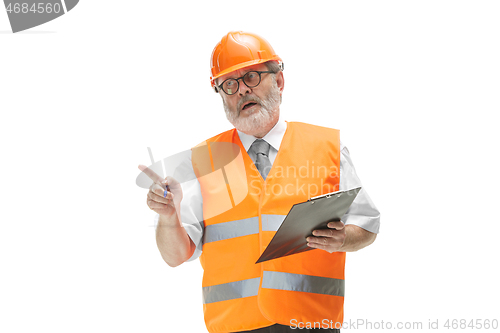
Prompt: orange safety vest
<box><xmin>191</xmin><ymin>122</ymin><xmax>344</xmax><ymax>333</ymax></box>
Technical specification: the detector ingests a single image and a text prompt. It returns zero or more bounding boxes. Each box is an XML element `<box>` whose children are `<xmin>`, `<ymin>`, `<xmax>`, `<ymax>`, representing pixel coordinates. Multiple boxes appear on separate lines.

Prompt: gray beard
<box><xmin>223</xmin><ymin>81</ymin><xmax>281</xmax><ymax>136</ymax></box>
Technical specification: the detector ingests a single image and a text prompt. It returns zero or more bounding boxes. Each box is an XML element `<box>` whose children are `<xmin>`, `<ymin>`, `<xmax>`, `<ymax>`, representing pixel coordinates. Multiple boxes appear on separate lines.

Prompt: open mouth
<box><xmin>242</xmin><ymin>102</ymin><xmax>258</xmax><ymax>111</ymax></box>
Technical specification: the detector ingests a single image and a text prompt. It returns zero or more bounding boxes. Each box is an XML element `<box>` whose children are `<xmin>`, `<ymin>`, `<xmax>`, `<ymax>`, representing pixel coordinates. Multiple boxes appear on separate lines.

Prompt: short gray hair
<box><xmin>263</xmin><ymin>60</ymin><xmax>282</xmax><ymax>74</ymax></box>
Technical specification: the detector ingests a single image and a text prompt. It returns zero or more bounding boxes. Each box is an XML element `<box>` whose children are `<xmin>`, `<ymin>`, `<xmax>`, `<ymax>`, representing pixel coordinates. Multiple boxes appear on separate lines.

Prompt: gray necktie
<box><xmin>249</xmin><ymin>139</ymin><xmax>272</xmax><ymax>180</ymax></box>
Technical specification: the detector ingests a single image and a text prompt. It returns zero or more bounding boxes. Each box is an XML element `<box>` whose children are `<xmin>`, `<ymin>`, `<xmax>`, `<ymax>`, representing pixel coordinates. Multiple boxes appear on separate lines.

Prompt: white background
<box><xmin>1</xmin><ymin>1</ymin><xmax>499</xmax><ymax>332</ymax></box>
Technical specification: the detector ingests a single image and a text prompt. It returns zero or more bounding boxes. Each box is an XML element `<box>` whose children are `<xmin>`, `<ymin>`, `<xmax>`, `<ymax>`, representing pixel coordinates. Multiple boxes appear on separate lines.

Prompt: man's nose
<box><xmin>238</xmin><ymin>79</ymin><xmax>251</xmax><ymax>95</ymax></box>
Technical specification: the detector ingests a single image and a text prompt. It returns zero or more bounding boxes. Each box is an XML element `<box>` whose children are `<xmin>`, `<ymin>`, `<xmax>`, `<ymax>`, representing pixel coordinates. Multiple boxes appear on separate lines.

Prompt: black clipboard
<box><xmin>256</xmin><ymin>187</ymin><xmax>362</xmax><ymax>263</ymax></box>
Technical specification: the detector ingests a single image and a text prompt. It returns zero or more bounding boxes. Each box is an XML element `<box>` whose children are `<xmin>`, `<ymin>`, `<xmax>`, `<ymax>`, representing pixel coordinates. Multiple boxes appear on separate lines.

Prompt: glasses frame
<box><xmin>215</xmin><ymin>70</ymin><xmax>275</xmax><ymax>95</ymax></box>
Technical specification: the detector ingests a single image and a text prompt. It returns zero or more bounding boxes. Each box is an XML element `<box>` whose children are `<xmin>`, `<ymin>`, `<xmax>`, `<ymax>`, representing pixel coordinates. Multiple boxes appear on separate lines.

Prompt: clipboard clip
<box><xmin>308</xmin><ymin>192</ymin><xmax>333</xmax><ymax>201</ymax></box>
<box><xmin>308</xmin><ymin>190</ymin><xmax>349</xmax><ymax>202</ymax></box>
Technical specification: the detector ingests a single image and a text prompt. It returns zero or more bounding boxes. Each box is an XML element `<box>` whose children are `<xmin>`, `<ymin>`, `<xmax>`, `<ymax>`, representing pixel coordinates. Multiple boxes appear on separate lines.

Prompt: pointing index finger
<box><xmin>138</xmin><ymin>164</ymin><xmax>165</xmax><ymax>185</ymax></box>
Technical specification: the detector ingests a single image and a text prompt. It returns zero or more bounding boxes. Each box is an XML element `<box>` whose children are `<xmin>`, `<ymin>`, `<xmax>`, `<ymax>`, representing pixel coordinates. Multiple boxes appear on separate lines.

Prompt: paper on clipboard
<box><xmin>256</xmin><ymin>187</ymin><xmax>362</xmax><ymax>263</ymax></box>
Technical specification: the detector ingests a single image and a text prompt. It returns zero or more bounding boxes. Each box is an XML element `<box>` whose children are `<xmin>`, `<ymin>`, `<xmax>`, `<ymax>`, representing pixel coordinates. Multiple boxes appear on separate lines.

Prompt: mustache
<box><xmin>237</xmin><ymin>96</ymin><xmax>262</xmax><ymax>113</ymax></box>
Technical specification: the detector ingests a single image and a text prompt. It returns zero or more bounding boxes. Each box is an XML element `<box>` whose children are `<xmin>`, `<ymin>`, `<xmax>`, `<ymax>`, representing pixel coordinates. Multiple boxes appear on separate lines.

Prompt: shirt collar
<box><xmin>237</xmin><ymin>117</ymin><xmax>287</xmax><ymax>152</ymax></box>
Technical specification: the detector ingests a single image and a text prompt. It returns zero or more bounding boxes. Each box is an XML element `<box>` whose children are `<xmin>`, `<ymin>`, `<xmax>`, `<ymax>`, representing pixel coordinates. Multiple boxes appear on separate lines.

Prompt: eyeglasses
<box><xmin>215</xmin><ymin>71</ymin><xmax>275</xmax><ymax>95</ymax></box>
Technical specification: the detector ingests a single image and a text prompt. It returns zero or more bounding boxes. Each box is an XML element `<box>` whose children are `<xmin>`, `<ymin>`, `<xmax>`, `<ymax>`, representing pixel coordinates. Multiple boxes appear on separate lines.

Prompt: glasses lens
<box><xmin>222</xmin><ymin>79</ymin><xmax>238</xmax><ymax>95</ymax></box>
<box><xmin>243</xmin><ymin>72</ymin><xmax>261</xmax><ymax>87</ymax></box>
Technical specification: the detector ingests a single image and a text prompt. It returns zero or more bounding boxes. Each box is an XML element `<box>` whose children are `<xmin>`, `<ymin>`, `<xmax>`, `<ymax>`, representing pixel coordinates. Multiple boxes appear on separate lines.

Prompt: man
<box><xmin>140</xmin><ymin>31</ymin><xmax>380</xmax><ymax>333</ymax></box>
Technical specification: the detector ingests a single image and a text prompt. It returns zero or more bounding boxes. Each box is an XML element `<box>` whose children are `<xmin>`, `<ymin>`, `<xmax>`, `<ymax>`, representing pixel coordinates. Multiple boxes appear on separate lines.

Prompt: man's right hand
<box><xmin>138</xmin><ymin>164</ymin><xmax>194</xmax><ymax>267</ymax></box>
<box><xmin>138</xmin><ymin>165</ymin><xmax>183</xmax><ymax>220</ymax></box>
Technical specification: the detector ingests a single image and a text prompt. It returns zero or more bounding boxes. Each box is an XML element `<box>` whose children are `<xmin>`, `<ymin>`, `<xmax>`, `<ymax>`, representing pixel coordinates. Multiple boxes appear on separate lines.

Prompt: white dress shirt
<box><xmin>154</xmin><ymin>118</ymin><xmax>380</xmax><ymax>262</ymax></box>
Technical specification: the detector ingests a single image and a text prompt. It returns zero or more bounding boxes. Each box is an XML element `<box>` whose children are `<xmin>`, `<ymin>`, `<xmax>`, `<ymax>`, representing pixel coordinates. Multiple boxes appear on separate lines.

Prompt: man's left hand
<box><xmin>306</xmin><ymin>221</ymin><xmax>346</xmax><ymax>253</ymax></box>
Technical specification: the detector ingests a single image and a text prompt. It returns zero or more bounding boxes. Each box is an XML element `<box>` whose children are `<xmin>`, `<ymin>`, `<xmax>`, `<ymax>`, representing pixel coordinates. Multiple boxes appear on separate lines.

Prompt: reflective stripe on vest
<box><xmin>203</xmin><ymin>271</ymin><xmax>344</xmax><ymax>304</ymax></box>
<box><xmin>203</xmin><ymin>277</ymin><xmax>260</xmax><ymax>304</ymax></box>
<box><xmin>261</xmin><ymin>214</ymin><xmax>286</xmax><ymax>231</ymax></box>
<box><xmin>262</xmin><ymin>271</ymin><xmax>345</xmax><ymax>297</ymax></box>
<box><xmin>204</xmin><ymin>217</ymin><xmax>258</xmax><ymax>243</ymax></box>
<box><xmin>204</xmin><ymin>214</ymin><xmax>286</xmax><ymax>243</ymax></box>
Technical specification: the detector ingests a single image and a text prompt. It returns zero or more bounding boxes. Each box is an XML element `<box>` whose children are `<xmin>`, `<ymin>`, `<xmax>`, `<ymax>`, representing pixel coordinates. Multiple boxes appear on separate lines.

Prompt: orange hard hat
<box><xmin>210</xmin><ymin>31</ymin><xmax>283</xmax><ymax>90</ymax></box>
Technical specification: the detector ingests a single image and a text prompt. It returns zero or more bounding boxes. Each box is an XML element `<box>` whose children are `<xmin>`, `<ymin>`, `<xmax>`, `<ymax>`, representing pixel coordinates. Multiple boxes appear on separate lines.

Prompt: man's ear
<box><xmin>276</xmin><ymin>71</ymin><xmax>285</xmax><ymax>94</ymax></box>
